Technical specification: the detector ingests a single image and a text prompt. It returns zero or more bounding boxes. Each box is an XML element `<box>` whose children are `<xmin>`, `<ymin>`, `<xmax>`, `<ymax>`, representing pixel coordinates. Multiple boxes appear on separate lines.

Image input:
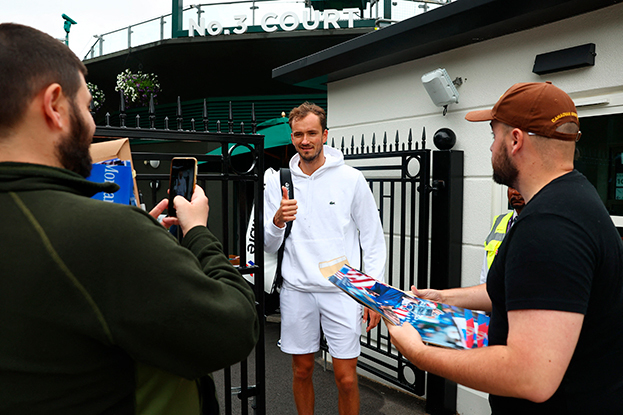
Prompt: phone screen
<box><xmin>168</xmin><ymin>157</ymin><xmax>197</xmax><ymax>217</ymax></box>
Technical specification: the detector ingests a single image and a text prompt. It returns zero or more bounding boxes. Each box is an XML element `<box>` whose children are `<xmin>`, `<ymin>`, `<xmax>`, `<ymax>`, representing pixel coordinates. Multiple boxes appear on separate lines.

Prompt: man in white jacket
<box><xmin>264</xmin><ymin>102</ymin><xmax>386</xmax><ymax>415</ymax></box>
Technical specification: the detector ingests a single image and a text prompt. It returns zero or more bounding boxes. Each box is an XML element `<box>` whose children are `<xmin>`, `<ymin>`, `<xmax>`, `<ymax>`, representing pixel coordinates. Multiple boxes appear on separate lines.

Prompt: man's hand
<box><xmin>149</xmin><ymin>198</ymin><xmax>178</xmax><ymax>229</ymax></box>
<box><xmin>386</xmin><ymin>320</ymin><xmax>425</xmax><ymax>361</ymax></box>
<box><xmin>363</xmin><ymin>308</ymin><xmax>381</xmax><ymax>332</ymax></box>
<box><xmin>273</xmin><ymin>186</ymin><xmax>297</xmax><ymax>228</ymax></box>
<box><xmin>411</xmin><ymin>286</ymin><xmax>445</xmax><ymax>303</ymax></box>
<box><xmin>173</xmin><ymin>185</ymin><xmax>209</xmax><ymax>236</ymax></box>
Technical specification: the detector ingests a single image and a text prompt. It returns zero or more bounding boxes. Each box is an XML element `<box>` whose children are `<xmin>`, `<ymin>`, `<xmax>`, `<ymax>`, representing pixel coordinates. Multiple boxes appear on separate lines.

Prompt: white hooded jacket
<box><xmin>264</xmin><ymin>146</ymin><xmax>386</xmax><ymax>292</ymax></box>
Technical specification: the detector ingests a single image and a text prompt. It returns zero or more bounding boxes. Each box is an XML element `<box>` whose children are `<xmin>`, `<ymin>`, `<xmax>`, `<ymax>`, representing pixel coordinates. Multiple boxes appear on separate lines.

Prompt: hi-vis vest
<box><xmin>484</xmin><ymin>211</ymin><xmax>514</xmax><ymax>271</ymax></box>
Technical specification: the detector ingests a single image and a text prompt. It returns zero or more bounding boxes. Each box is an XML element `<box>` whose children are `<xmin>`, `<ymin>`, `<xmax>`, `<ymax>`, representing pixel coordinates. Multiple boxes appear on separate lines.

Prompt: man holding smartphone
<box><xmin>264</xmin><ymin>102</ymin><xmax>386</xmax><ymax>415</ymax></box>
<box><xmin>0</xmin><ymin>23</ymin><xmax>258</xmax><ymax>415</ymax></box>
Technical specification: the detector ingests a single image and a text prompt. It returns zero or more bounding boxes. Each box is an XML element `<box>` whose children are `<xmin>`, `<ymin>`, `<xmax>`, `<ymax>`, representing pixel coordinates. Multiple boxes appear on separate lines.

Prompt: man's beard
<box><xmin>56</xmin><ymin>101</ymin><xmax>93</xmax><ymax>178</ymax></box>
<box><xmin>298</xmin><ymin>145</ymin><xmax>323</xmax><ymax>163</ymax></box>
<box><xmin>492</xmin><ymin>142</ymin><xmax>519</xmax><ymax>188</ymax></box>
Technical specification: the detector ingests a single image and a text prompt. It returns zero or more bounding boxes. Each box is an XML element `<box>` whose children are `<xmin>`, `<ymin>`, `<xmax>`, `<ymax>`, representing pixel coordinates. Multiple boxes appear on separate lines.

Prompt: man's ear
<box><xmin>510</xmin><ymin>128</ymin><xmax>524</xmax><ymax>155</ymax></box>
<box><xmin>322</xmin><ymin>129</ymin><xmax>328</xmax><ymax>144</ymax></box>
<box><xmin>41</xmin><ymin>83</ymin><xmax>66</xmax><ymax>131</ymax></box>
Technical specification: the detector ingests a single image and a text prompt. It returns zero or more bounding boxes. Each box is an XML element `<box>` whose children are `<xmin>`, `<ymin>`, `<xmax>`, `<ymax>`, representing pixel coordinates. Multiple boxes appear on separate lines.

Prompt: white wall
<box><xmin>325</xmin><ymin>3</ymin><xmax>623</xmax><ymax>413</ymax></box>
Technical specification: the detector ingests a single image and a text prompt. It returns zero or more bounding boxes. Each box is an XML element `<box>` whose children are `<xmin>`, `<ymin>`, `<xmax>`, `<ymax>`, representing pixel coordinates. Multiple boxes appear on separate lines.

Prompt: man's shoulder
<box><xmin>330</xmin><ymin>163</ymin><xmax>364</xmax><ymax>181</ymax></box>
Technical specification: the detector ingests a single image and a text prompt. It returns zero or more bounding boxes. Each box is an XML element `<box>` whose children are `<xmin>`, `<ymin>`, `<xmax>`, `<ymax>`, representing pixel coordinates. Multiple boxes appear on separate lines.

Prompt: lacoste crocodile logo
<box><xmin>329</xmin><ymin>201</ymin><xmax>335</xmax><ymax>205</ymax></box>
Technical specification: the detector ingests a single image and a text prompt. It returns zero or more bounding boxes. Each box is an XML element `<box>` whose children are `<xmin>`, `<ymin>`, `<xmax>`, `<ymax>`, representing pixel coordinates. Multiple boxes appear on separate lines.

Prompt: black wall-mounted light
<box><xmin>532</xmin><ymin>43</ymin><xmax>596</xmax><ymax>75</ymax></box>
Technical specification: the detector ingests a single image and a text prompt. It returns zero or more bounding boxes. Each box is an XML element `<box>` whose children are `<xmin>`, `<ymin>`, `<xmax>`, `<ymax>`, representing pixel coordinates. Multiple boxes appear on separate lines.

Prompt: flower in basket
<box><xmin>115</xmin><ymin>69</ymin><xmax>161</xmax><ymax>109</ymax></box>
<box><xmin>87</xmin><ymin>82</ymin><xmax>105</xmax><ymax>113</ymax></box>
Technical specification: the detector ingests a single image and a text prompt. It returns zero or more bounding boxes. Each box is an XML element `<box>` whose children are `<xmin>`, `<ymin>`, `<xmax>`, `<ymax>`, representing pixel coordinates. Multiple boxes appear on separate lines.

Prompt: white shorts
<box><xmin>279</xmin><ymin>286</ymin><xmax>362</xmax><ymax>359</ymax></box>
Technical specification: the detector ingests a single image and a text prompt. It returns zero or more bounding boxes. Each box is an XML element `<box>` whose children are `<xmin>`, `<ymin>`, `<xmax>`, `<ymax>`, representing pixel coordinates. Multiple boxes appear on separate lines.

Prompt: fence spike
<box><xmin>191</xmin><ymin>118</ymin><xmax>196</xmax><ymax>132</ymax></box>
<box><xmin>105</xmin><ymin>112</ymin><xmax>111</xmax><ymax>127</ymax></box>
<box><xmin>421</xmin><ymin>126</ymin><xmax>426</xmax><ymax>150</ymax></box>
<box><xmin>350</xmin><ymin>135</ymin><xmax>355</xmax><ymax>154</ymax></box>
<box><xmin>361</xmin><ymin>134</ymin><xmax>365</xmax><ymax>153</ymax></box>
<box><xmin>371</xmin><ymin>133</ymin><xmax>376</xmax><ymax>153</ymax></box>
<box><xmin>136</xmin><ymin>114</ymin><xmax>141</xmax><ymax>129</ymax></box>
<box><xmin>331</xmin><ymin>137</ymin><xmax>335</xmax><ymax>148</ymax></box>
<box><xmin>217</xmin><ymin>120</ymin><xmax>221</xmax><ymax>133</ymax></box>
<box><xmin>395</xmin><ymin>130</ymin><xmax>400</xmax><ymax>152</ymax></box>
<box><xmin>203</xmin><ymin>99</ymin><xmax>209</xmax><ymax>132</ymax></box>
<box><xmin>383</xmin><ymin>132</ymin><xmax>387</xmax><ymax>152</ymax></box>
<box><xmin>164</xmin><ymin>116</ymin><xmax>169</xmax><ymax>130</ymax></box>
<box><xmin>340</xmin><ymin>136</ymin><xmax>345</xmax><ymax>153</ymax></box>
<box><xmin>240</xmin><ymin>121</ymin><xmax>245</xmax><ymax>134</ymax></box>
<box><xmin>408</xmin><ymin>128</ymin><xmax>413</xmax><ymax>150</ymax></box>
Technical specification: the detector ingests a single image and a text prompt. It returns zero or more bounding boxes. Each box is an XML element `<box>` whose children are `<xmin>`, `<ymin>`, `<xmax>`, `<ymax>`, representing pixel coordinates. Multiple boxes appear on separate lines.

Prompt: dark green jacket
<box><xmin>0</xmin><ymin>162</ymin><xmax>259</xmax><ymax>414</ymax></box>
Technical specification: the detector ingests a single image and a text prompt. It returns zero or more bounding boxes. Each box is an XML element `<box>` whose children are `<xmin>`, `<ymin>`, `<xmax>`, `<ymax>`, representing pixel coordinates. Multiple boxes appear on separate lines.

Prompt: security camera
<box><xmin>62</xmin><ymin>14</ymin><xmax>77</xmax><ymax>25</ymax></box>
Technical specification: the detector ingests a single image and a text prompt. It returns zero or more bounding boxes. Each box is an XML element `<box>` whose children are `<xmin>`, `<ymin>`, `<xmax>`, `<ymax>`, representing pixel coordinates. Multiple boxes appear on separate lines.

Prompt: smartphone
<box><xmin>168</xmin><ymin>157</ymin><xmax>198</xmax><ymax>217</ymax></box>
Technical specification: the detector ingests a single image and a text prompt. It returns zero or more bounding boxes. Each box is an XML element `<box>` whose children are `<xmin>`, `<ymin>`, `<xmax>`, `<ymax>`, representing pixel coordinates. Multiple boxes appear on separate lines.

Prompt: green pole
<box><xmin>172</xmin><ymin>0</ymin><xmax>183</xmax><ymax>38</ymax></box>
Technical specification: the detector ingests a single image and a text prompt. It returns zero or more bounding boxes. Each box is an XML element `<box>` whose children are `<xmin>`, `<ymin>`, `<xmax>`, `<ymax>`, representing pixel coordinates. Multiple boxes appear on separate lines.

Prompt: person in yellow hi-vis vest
<box><xmin>480</xmin><ymin>187</ymin><xmax>525</xmax><ymax>284</ymax></box>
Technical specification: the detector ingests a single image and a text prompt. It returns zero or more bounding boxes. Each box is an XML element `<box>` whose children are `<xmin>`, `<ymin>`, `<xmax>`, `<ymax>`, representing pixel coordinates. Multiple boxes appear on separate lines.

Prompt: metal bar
<box><xmin>426</xmin><ymin>149</ymin><xmax>463</xmax><ymax>415</ymax></box>
<box><xmin>254</xmin><ymin>136</ymin><xmax>266</xmax><ymax>415</ymax></box>
<box><xmin>225</xmin><ymin>367</ymin><xmax>232</xmax><ymax>414</ymax></box>
<box><xmin>94</xmin><ymin>126</ymin><xmax>264</xmax><ymax>144</ymax></box>
<box><xmin>417</xmin><ymin>150</ymin><xmax>431</xmax><ymax>290</ymax></box>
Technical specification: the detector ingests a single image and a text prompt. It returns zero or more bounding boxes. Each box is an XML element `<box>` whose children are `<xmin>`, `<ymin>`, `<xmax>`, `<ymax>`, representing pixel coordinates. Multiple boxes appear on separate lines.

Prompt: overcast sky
<box><xmin>1</xmin><ymin>0</ymin><xmax>174</xmax><ymax>58</ymax></box>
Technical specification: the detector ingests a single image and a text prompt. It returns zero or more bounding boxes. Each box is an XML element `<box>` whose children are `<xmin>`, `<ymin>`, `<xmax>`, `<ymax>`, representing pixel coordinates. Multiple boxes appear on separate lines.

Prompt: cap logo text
<box><xmin>551</xmin><ymin>112</ymin><xmax>578</xmax><ymax>123</ymax></box>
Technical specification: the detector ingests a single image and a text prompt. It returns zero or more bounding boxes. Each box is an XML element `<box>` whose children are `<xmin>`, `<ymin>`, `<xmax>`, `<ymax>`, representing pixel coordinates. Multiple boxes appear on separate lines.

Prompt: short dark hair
<box><xmin>0</xmin><ymin>23</ymin><xmax>87</xmax><ymax>136</ymax></box>
<box><xmin>288</xmin><ymin>102</ymin><xmax>327</xmax><ymax>131</ymax></box>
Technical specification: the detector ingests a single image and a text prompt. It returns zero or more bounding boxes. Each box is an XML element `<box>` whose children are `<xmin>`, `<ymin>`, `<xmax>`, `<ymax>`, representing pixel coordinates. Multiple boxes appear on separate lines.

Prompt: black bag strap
<box><xmin>272</xmin><ymin>168</ymin><xmax>293</xmax><ymax>293</ymax></box>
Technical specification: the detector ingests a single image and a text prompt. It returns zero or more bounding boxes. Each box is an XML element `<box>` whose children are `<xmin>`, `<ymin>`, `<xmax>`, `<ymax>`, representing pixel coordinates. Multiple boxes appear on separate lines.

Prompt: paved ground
<box><xmin>213</xmin><ymin>315</ymin><xmax>428</xmax><ymax>414</ymax></box>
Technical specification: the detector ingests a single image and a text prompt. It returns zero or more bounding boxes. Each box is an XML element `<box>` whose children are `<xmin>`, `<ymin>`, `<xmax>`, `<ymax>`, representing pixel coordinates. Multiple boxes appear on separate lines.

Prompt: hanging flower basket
<box><xmin>115</xmin><ymin>69</ymin><xmax>161</xmax><ymax>109</ymax></box>
<box><xmin>87</xmin><ymin>82</ymin><xmax>105</xmax><ymax>113</ymax></box>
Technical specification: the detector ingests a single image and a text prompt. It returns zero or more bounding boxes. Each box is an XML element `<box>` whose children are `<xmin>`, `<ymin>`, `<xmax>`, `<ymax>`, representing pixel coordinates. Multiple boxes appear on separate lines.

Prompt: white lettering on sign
<box><xmin>280</xmin><ymin>11</ymin><xmax>299</xmax><ymax>32</ymax></box>
<box><xmin>302</xmin><ymin>9</ymin><xmax>320</xmax><ymax>30</ymax></box>
<box><xmin>261</xmin><ymin>12</ymin><xmax>279</xmax><ymax>33</ymax></box>
<box><xmin>323</xmin><ymin>9</ymin><xmax>340</xmax><ymax>29</ymax></box>
<box><xmin>233</xmin><ymin>15</ymin><xmax>247</xmax><ymax>34</ymax></box>
<box><xmin>190</xmin><ymin>8</ymin><xmax>356</xmax><ymax>37</ymax></box>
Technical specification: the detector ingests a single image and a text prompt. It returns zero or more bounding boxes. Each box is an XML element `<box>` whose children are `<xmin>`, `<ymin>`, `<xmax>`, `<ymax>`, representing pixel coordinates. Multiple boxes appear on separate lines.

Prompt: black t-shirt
<box><xmin>487</xmin><ymin>171</ymin><xmax>623</xmax><ymax>414</ymax></box>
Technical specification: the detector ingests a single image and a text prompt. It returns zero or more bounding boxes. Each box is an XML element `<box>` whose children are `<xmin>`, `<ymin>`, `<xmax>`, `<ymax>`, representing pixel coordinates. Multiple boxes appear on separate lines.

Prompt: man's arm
<box><xmin>413</xmin><ymin>283</ymin><xmax>492</xmax><ymax>313</ymax></box>
<box><xmin>91</xmin><ymin>186</ymin><xmax>259</xmax><ymax>379</ymax></box>
<box><xmin>387</xmin><ymin>308</ymin><xmax>583</xmax><ymax>402</ymax></box>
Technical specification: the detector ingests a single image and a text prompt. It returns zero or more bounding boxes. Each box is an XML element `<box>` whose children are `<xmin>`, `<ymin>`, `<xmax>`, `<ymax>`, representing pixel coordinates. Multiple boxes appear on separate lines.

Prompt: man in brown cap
<box><xmin>387</xmin><ymin>82</ymin><xmax>623</xmax><ymax>414</ymax></box>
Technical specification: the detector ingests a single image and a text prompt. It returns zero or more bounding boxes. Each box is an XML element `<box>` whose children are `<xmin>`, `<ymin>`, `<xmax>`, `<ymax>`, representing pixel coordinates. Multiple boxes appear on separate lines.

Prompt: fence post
<box><xmin>427</xmin><ymin>141</ymin><xmax>464</xmax><ymax>414</ymax></box>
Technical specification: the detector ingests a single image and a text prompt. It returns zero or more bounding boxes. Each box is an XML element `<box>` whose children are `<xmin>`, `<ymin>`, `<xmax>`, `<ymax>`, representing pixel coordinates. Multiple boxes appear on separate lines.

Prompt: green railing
<box><xmin>84</xmin><ymin>0</ymin><xmax>453</xmax><ymax>60</ymax></box>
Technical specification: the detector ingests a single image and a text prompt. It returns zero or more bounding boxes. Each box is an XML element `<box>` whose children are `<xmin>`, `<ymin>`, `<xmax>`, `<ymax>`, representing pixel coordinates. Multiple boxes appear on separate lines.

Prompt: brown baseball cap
<box><xmin>465</xmin><ymin>82</ymin><xmax>580</xmax><ymax>141</ymax></box>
